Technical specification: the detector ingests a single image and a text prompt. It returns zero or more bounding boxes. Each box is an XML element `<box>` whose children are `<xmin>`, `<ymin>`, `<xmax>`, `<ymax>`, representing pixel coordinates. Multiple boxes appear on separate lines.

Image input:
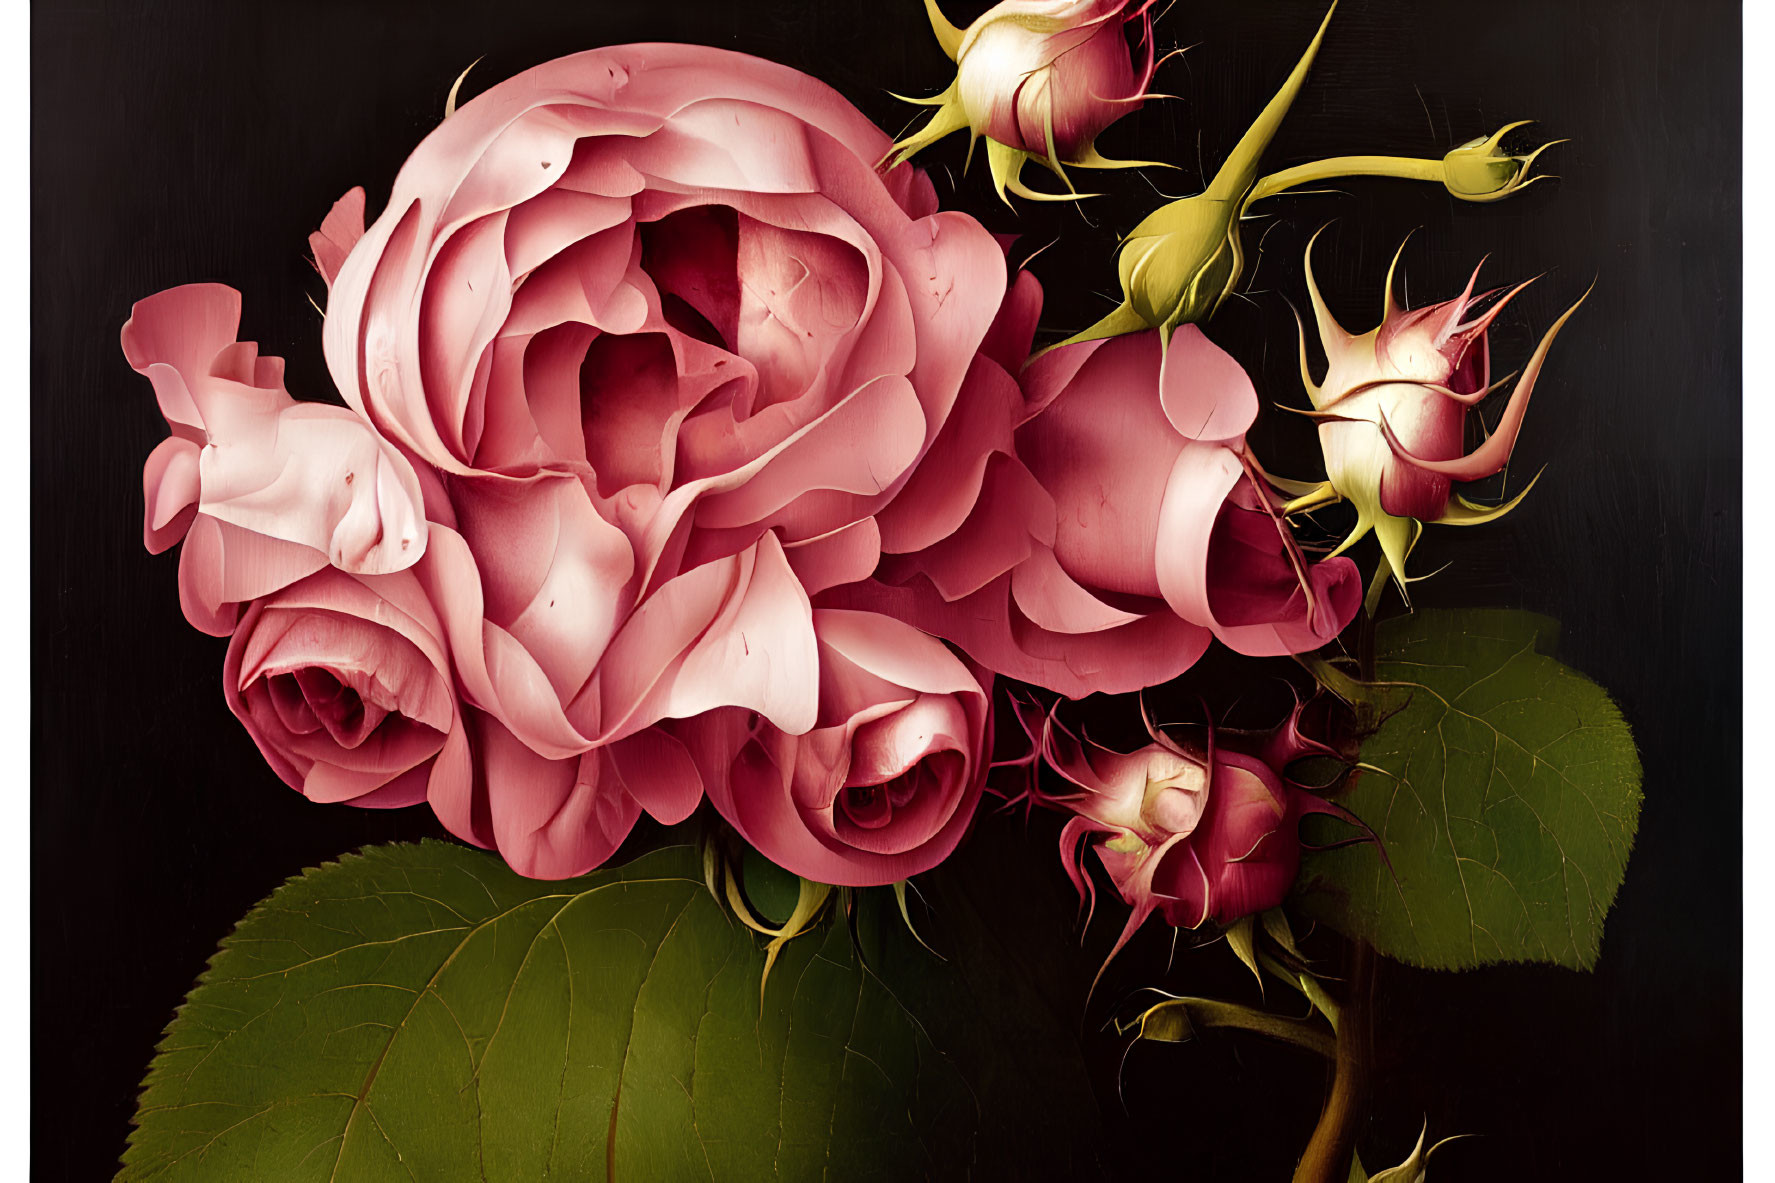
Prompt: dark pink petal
<box><xmin>1155</xmin><ymin>443</ymin><xmax>1361</xmax><ymax>657</ymax></box>
<box><xmin>781</xmin><ymin>519</ymin><xmax>882</xmax><ymax>598</ymax></box>
<box><xmin>591</xmin><ymin>531</ymin><xmax>816</xmax><ymax>743</ymax></box>
<box><xmin>309</xmin><ymin>187</ymin><xmax>367</xmax><ymax>287</ymax></box>
<box><xmin>472</xmin><ymin>712</ymin><xmax>640</xmax><ymax>880</ymax></box>
<box><xmin>605</xmin><ymin>726</ymin><xmax>705</xmax><ymax>825</ymax></box>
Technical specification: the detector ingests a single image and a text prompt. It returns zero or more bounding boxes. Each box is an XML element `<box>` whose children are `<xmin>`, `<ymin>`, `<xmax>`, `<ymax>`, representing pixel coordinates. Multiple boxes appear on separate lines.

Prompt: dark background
<box><xmin>33</xmin><ymin>0</ymin><xmax>1739</xmax><ymax>1178</ymax></box>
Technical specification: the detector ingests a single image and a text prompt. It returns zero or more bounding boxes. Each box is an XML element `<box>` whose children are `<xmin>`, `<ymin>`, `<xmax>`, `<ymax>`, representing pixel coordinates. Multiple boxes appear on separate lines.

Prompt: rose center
<box><xmin>841</xmin><ymin>761</ymin><xmax>936</xmax><ymax>831</ymax></box>
<box><xmin>268</xmin><ymin>666</ymin><xmax>390</xmax><ymax>749</ymax></box>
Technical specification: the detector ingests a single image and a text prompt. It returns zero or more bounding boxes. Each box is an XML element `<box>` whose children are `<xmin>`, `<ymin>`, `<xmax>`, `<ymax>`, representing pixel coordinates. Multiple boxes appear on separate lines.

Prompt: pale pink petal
<box><xmin>1155</xmin><ymin>443</ymin><xmax>1361</xmax><ymax>656</ymax></box>
<box><xmin>811</xmin><ymin>607</ymin><xmax>980</xmax><ymax>699</ymax></box>
<box><xmin>412</xmin><ymin>525</ymin><xmax>593</xmax><ymax>759</ymax></box>
<box><xmin>197</xmin><ymin>400</ymin><xmax>429</xmax><ymax>576</ymax></box>
<box><xmin>1010</xmin><ymin>548</ymin><xmax>1145</xmax><ymax>634</ymax></box>
<box><xmin>450</xmin><ymin>474</ymin><xmax>635</xmax><ymax>700</ymax></box>
<box><xmin>596</xmin><ymin>531</ymin><xmax>817</xmax><ymax>742</ymax></box>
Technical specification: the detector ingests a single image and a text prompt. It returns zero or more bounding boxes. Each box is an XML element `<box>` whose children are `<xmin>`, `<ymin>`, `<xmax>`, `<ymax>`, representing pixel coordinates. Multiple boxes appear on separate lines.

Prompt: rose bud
<box><xmin>1441</xmin><ymin>120</ymin><xmax>1563</xmax><ymax>202</ymax></box>
<box><xmin>674</xmin><ymin>609</ymin><xmax>991</xmax><ymax>887</ymax></box>
<box><xmin>1014</xmin><ymin>696</ymin><xmax>1362</xmax><ymax>981</ymax></box>
<box><xmin>1051</xmin><ymin>4</ymin><xmax>1334</xmax><ymax>348</ymax></box>
<box><xmin>1284</xmin><ymin>234</ymin><xmax>1589</xmax><ymax>592</ymax></box>
<box><xmin>121</xmin><ymin>283</ymin><xmax>428</xmax><ymax>635</ymax></box>
<box><xmin>888</xmin><ymin>0</ymin><xmax>1168</xmax><ymax>203</ymax></box>
<box><xmin>1242</xmin><ymin>119</ymin><xmax>1563</xmax><ymax>209</ymax></box>
<box><xmin>1050</xmin><ymin>6</ymin><xmax>1557</xmax><ymax>352</ymax></box>
<box><xmin>223</xmin><ymin>565</ymin><xmax>470</xmax><ymax>812</ymax></box>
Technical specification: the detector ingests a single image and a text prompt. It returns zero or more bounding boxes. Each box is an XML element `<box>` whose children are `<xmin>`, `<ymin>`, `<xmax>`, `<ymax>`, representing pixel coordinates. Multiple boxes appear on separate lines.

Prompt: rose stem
<box><xmin>1291</xmin><ymin>938</ymin><xmax>1376</xmax><ymax>1183</ymax></box>
<box><xmin>1292</xmin><ymin>605</ymin><xmax>1383</xmax><ymax>1183</ymax></box>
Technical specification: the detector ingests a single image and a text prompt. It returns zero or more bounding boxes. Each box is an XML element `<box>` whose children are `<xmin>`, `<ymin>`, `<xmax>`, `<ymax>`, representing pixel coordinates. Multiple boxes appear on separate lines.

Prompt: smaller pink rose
<box><xmin>676</xmin><ymin>609</ymin><xmax>991</xmax><ymax>887</ymax></box>
<box><xmin>224</xmin><ymin>565</ymin><xmax>469</xmax><ymax>811</ymax></box>
<box><xmin>828</xmin><ymin>326</ymin><xmax>1362</xmax><ymax>697</ymax></box>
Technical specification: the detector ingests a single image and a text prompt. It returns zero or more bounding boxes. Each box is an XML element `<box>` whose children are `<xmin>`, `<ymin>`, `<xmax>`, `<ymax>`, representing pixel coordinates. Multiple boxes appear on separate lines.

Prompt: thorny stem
<box><xmin>1293</xmin><ymin>610</ymin><xmax>1382</xmax><ymax>1183</ymax></box>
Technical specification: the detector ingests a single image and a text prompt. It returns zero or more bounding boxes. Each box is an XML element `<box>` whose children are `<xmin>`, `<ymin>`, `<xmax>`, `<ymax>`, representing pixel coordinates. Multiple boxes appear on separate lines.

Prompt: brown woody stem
<box><xmin>1291</xmin><ymin>939</ymin><xmax>1377</xmax><ymax>1183</ymax></box>
<box><xmin>1292</xmin><ymin>608</ymin><xmax>1383</xmax><ymax>1182</ymax></box>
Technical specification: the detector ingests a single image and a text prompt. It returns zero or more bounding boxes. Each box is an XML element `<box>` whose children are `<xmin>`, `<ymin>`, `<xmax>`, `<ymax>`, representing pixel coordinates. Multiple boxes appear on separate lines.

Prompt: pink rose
<box><xmin>825</xmin><ymin>324</ymin><xmax>1361</xmax><ymax>697</ymax></box>
<box><xmin>894</xmin><ymin>0</ymin><xmax>1163</xmax><ymax>200</ymax></box>
<box><xmin>1294</xmin><ymin>238</ymin><xmax>1586</xmax><ymax>583</ymax></box>
<box><xmin>127</xmin><ymin>48</ymin><xmax>1032</xmax><ymax>881</ymax></box>
<box><xmin>121</xmin><ymin>284</ymin><xmax>428</xmax><ymax>636</ymax></box>
<box><xmin>674</xmin><ymin>610</ymin><xmax>991</xmax><ymax>887</ymax></box>
<box><xmin>225</xmin><ymin>565</ymin><xmax>469</xmax><ymax>812</ymax></box>
<box><xmin>1015</xmin><ymin>697</ymin><xmax>1359</xmax><ymax>973</ymax></box>
<box><xmin>312</xmin><ymin>42</ymin><xmax>1009</xmax><ymax>776</ymax></box>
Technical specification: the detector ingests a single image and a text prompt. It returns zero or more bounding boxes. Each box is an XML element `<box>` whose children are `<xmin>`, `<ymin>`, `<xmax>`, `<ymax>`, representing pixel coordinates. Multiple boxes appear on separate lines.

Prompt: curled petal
<box><xmin>1155</xmin><ymin>443</ymin><xmax>1360</xmax><ymax>656</ymax></box>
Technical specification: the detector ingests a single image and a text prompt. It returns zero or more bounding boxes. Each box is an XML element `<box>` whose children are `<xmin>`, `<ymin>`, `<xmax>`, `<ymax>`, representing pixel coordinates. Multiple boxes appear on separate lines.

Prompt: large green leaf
<box><xmin>1297</xmin><ymin>609</ymin><xmax>1642</xmax><ymax>970</ymax></box>
<box><xmin>122</xmin><ymin>833</ymin><xmax>1100</xmax><ymax>1180</ymax></box>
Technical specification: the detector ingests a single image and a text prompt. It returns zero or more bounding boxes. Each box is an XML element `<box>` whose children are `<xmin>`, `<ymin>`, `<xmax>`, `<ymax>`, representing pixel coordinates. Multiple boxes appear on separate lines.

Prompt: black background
<box><xmin>33</xmin><ymin>0</ymin><xmax>1739</xmax><ymax>1179</ymax></box>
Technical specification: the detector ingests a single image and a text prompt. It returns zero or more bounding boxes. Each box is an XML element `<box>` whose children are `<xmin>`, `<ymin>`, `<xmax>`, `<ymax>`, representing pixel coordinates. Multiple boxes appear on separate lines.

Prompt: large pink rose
<box><xmin>673</xmin><ymin>610</ymin><xmax>991</xmax><ymax>887</ymax></box>
<box><xmin>311</xmin><ymin>42</ymin><xmax>1010</xmax><ymax>794</ymax></box>
<box><xmin>825</xmin><ymin>325</ymin><xmax>1362</xmax><ymax>697</ymax></box>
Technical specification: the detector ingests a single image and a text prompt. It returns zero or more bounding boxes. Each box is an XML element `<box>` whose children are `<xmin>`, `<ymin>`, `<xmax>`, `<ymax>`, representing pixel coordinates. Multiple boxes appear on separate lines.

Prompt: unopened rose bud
<box><xmin>888</xmin><ymin>0</ymin><xmax>1169</xmax><ymax>203</ymax></box>
<box><xmin>1049</xmin><ymin>4</ymin><xmax>1336</xmax><ymax>350</ymax></box>
<box><xmin>1284</xmin><ymin>233</ymin><xmax>1589</xmax><ymax>595</ymax></box>
<box><xmin>1442</xmin><ymin>120</ymin><xmax>1564</xmax><ymax>201</ymax></box>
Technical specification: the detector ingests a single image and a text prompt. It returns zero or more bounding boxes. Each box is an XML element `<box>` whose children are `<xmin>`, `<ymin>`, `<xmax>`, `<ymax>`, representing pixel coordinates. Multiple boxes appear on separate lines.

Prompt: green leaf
<box><xmin>122</xmin><ymin>834</ymin><xmax>1100</xmax><ymax>1180</ymax></box>
<box><xmin>1297</xmin><ymin>609</ymin><xmax>1642</xmax><ymax>970</ymax></box>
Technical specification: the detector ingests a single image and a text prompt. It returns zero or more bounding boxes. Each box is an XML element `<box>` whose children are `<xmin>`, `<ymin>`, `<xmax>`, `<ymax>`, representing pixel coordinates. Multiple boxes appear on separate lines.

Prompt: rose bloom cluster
<box><xmin>122</xmin><ymin>45</ymin><xmax>1357</xmax><ymax>909</ymax></box>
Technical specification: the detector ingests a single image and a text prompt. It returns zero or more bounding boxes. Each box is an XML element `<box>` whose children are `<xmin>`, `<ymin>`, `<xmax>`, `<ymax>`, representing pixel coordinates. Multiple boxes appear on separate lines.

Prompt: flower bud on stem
<box><xmin>1248</xmin><ymin>122</ymin><xmax>1563</xmax><ymax>206</ymax></box>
